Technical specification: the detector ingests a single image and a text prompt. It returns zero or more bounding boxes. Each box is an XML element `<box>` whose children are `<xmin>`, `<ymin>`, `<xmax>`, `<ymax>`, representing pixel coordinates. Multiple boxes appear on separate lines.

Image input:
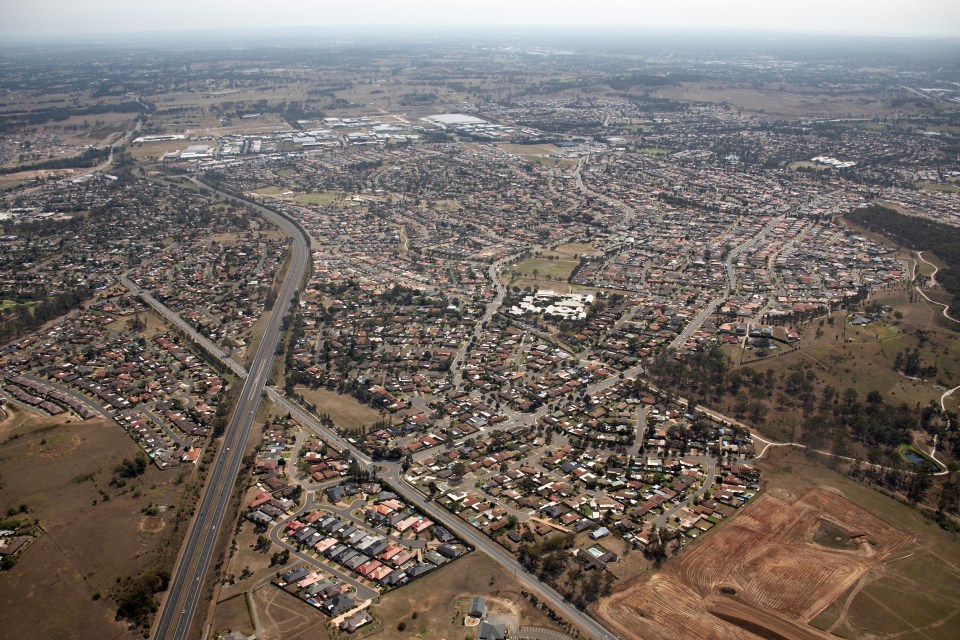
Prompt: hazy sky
<box><xmin>4</xmin><ymin>0</ymin><xmax>960</xmax><ymax>39</ymax></box>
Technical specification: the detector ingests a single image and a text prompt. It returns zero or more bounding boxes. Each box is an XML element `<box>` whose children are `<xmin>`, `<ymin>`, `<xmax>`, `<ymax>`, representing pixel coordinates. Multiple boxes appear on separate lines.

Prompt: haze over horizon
<box><xmin>3</xmin><ymin>0</ymin><xmax>960</xmax><ymax>41</ymax></box>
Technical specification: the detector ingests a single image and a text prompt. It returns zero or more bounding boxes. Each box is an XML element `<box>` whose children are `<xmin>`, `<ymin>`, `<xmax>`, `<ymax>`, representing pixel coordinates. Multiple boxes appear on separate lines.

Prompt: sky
<box><xmin>3</xmin><ymin>0</ymin><xmax>960</xmax><ymax>40</ymax></box>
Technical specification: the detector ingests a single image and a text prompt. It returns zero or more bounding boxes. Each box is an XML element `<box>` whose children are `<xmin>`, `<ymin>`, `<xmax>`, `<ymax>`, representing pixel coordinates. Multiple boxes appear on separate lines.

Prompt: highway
<box><xmin>151</xmin><ymin>180</ymin><xmax>309</xmax><ymax>640</ymax></box>
<box><xmin>136</xmin><ymin>190</ymin><xmax>617</xmax><ymax>636</ymax></box>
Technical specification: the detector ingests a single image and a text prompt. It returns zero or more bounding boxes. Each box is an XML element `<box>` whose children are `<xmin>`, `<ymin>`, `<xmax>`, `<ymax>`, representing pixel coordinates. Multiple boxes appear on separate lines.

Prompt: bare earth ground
<box><xmin>595</xmin><ymin>448</ymin><xmax>960</xmax><ymax>640</ymax></box>
<box><xmin>0</xmin><ymin>414</ymin><xmax>189</xmax><ymax>639</ymax></box>
<box><xmin>252</xmin><ymin>583</ymin><xmax>332</xmax><ymax>640</ymax></box>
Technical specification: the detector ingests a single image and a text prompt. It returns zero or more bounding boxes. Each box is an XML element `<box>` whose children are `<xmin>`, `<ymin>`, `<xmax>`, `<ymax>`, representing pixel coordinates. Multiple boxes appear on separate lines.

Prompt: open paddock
<box><xmin>650</xmin><ymin>83</ymin><xmax>931</xmax><ymax>117</ymax></box>
<box><xmin>0</xmin><ymin>416</ymin><xmax>191</xmax><ymax>637</ymax></box>
<box><xmin>295</xmin><ymin>387</ymin><xmax>383</xmax><ymax>433</ymax></box>
<box><xmin>510</xmin><ymin>257</ymin><xmax>579</xmax><ymax>281</ymax></box>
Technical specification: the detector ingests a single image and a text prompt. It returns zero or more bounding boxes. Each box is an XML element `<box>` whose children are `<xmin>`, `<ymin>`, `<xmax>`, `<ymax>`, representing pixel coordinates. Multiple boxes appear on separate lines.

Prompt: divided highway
<box><xmin>146</xmin><ymin>190</ymin><xmax>620</xmax><ymax>638</ymax></box>
<box><xmin>151</xmin><ymin>183</ymin><xmax>309</xmax><ymax>640</ymax></box>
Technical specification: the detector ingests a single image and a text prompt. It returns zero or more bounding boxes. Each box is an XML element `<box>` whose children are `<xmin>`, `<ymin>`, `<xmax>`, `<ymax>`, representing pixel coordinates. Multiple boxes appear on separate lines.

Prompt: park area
<box><xmin>507</xmin><ymin>243</ymin><xmax>601</xmax><ymax>294</ymax></box>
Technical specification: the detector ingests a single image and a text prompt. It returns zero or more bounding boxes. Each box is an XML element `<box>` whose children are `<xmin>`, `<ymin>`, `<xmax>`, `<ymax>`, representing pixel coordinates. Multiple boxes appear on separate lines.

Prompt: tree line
<box><xmin>845</xmin><ymin>204</ymin><xmax>960</xmax><ymax>316</ymax></box>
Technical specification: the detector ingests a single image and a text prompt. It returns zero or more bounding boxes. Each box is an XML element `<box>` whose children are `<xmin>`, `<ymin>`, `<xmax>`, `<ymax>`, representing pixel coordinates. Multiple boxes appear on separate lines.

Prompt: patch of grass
<box><xmin>549</xmin><ymin>243</ymin><xmax>601</xmax><ymax>259</ymax></box>
<box><xmin>293</xmin><ymin>192</ymin><xmax>340</xmax><ymax>205</ymax></box>
<box><xmin>510</xmin><ymin>257</ymin><xmax>578</xmax><ymax>281</ymax></box>
<box><xmin>916</xmin><ymin>181</ymin><xmax>960</xmax><ymax>193</ymax></box>
<box><xmin>295</xmin><ymin>387</ymin><xmax>383</xmax><ymax>433</ymax></box>
<box><xmin>252</xmin><ymin>186</ymin><xmax>288</xmax><ymax>197</ymax></box>
<box><xmin>812</xmin><ymin>520</ymin><xmax>858</xmax><ymax>550</ymax></box>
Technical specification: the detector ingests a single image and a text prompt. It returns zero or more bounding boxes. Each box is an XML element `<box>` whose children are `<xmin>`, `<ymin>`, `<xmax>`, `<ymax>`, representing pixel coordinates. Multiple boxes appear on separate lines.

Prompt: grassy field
<box><xmin>550</xmin><ymin>242</ymin><xmax>601</xmax><ymax>258</ymax></box>
<box><xmin>293</xmin><ymin>192</ymin><xmax>341</xmax><ymax>205</ymax></box>
<box><xmin>638</xmin><ymin>147</ymin><xmax>670</xmax><ymax>155</ymax></box>
<box><xmin>295</xmin><ymin>387</ymin><xmax>383</xmax><ymax>432</ymax></box>
<box><xmin>252</xmin><ymin>186</ymin><xmax>290</xmax><ymax>197</ymax></box>
<box><xmin>506</xmin><ymin>277</ymin><xmax>582</xmax><ymax>294</ymax></box>
<box><xmin>372</xmin><ymin>553</ymin><xmax>565</xmax><ymax>640</ymax></box>
<box><xmin>47</xmin><ymin>112</ymin><xmax>137</xmax><ymax>144</ymax></box>
<box><xmin>130</xmin><ymin>139</ymin><xmax>191</xmax><ymax>160</ymax></box>
<box><xmin>510</xmin><ymin>257</ymin><xmax>579</xmax><ymax>281</ymax></box>
<box><xmin>650</xmin><ymin>83</ymin><xmax>929</xmax><ymax>117</ymax></box>
<box><xmin>916</xmin><ymin>181</ymin><xmax>960</xmax><ymax>193</ymax></box>
<box><xmin>720</xmin><ymin>286</ymin><xmax>960</xmax><ymax>443</ymax></box>
<box><xmin>0</xmin><ymin>413</ymin><xmax>191</xmax><ymax>639</ymax></box>
<box><xmin>0</xmin><ymin>176</ymin><xmax>27</xmax><ymax>190</ymax></box>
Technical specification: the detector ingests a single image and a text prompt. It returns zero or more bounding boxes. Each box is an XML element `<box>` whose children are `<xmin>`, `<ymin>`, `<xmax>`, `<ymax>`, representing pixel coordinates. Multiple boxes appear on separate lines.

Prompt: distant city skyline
<box><xmin>3</xmin><ymin>0</ymin><xmax>960</xmax><ymax>40</ymax></box>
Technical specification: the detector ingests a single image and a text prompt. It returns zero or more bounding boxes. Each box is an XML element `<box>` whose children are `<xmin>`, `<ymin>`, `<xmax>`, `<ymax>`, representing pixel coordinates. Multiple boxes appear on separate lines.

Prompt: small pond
<box><xmin>900</xmin><ymin>446</ymin><xmax>940</xmax><ymax>473</ymax></box>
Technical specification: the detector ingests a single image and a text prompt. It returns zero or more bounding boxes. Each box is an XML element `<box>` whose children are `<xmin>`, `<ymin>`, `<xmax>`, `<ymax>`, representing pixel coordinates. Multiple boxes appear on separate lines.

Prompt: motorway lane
<box><xmin>152</xmin><ymin>183</ymin><xmax>309</xmax><ymax>640</ymax></box>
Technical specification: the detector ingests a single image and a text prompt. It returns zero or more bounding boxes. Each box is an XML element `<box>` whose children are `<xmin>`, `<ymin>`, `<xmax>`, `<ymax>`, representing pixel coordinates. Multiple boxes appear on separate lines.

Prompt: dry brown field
<box><xmin>372</xmin><ymin>552</ymin><xmax>564</xmax><ymax>640</ymax></box>
<box><xmin>650</xmin><ymin>84</ymin><xmax>929</xmax><ymax>117</ymax></box>
<box><xmin>295</xmin><ymin>386</ymin><xmax>384</xmax><ymax>432</ymax></box>
<box><xmin>0</xmin><ymin>413</ymin><xmax>191</xmax><ymax>639</ymax></box>
<box><xmin>251</xmin><ymin>582</ymin><xmax>332</xmax><ymax>640</ymax></box>
<box><xmin>211</xmin><ymin>592</ymin><xmax>256</xmax><ymax>638</ymax></box>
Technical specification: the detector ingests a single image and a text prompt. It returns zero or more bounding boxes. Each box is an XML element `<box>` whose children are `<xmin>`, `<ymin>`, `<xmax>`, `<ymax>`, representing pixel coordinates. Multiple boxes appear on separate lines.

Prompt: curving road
<box><xmin>151</xmin><ymin>180</ymin><xmax>309</xmax><ymax>640</ymax></box>
<box><xmin>450</xmin><ymin>256</ymin><xmax>515</xmax><ymax>390</ymax></box>
<box><xmin>915</xmin><ymin>251</ymin><xmax>959</xmax><ymax>324</ymax></box>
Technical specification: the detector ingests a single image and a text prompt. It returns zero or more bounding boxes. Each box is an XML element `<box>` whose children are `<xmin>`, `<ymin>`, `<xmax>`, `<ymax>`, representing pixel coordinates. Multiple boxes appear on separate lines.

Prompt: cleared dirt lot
<box><xmin>596</xmin><ymin>447</ymin><xmax>960</xmax><ymax>640</ymax></box>
<box><xmin>595</xmin><ymin>487</ymin><xmax>914</xmax><ymax>640</ymax></box>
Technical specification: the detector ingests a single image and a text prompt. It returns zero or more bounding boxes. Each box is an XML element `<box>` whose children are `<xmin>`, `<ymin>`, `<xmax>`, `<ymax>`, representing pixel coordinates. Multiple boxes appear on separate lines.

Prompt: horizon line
<box><xmin>4</xmin><ymin>23</ymin><xmax>960</xmax><ymax>45</ymax></box>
